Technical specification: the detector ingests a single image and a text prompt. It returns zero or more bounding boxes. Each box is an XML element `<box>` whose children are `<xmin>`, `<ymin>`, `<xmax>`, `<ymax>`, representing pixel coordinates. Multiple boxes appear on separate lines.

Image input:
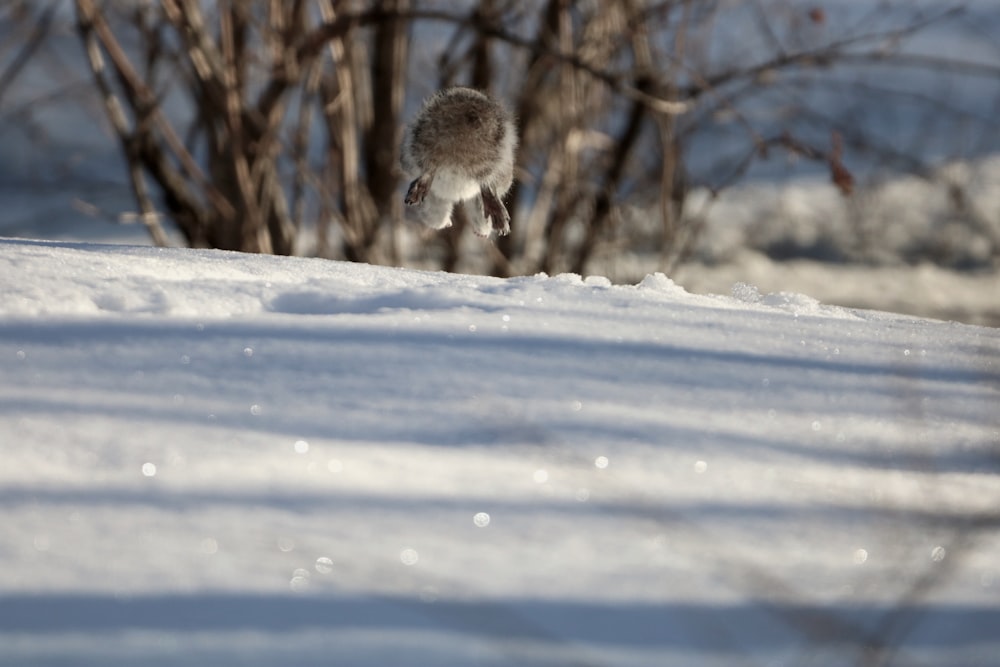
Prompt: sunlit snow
<box><xmin>0</xmin><ymin>238</ymin><xmax>997</xmax><ymax>667</ymax></box>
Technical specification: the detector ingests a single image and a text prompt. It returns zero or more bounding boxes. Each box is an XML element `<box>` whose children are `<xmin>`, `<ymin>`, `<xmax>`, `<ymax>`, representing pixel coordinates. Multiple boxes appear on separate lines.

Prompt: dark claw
<box><xmin>481</xmin><ymin>187</ymin><xmax>510</xmax><ymax>236</ymax></box>
<box><xmin>405</xmin><ymin>174</ymin><xmax>433</xmax><ymax>206</ymax></box>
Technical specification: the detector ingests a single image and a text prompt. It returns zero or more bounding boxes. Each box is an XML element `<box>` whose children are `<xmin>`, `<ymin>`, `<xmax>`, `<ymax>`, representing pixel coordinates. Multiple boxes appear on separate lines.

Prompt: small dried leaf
<box><xmin>829</xmin><ymin>131</ymin><xmax>853</xmax><ymax>196</ymax></box>
<box><xmin>831</xmin><ymin>162</ymin><xmax>854</xmax><ymax>196</ymax></box>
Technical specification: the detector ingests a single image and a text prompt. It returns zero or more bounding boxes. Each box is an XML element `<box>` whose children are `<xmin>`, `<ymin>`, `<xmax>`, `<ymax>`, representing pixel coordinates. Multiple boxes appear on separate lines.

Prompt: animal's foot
<box><xmin>481</xmin><ymin>188</ymin><xmax>510</xmax><ymax>237</ymax></box>
<box><xmin>405</xmin><ymin>174</ymin><xmax>433</xmax><ymax>206</ymax></box>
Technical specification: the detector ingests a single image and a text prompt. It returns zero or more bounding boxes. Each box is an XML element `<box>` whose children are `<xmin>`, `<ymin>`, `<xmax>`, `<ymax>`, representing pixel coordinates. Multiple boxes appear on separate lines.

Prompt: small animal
<box><xmin>401</xmin><ymin>87</ymin><xmax>517</xmax><ymax>237</ymax></box>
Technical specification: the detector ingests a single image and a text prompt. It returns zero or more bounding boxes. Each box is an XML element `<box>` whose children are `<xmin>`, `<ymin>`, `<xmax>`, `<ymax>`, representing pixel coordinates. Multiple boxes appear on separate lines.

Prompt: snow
<box><xmin>1</xmin><ymin>237</ymin><xmax>998</xmax><ymax>666</ymax></box>
<box><xmin>674</xmin><ymin>250</ymin><xmax>1000</xmax><ymax>328</ymax></box>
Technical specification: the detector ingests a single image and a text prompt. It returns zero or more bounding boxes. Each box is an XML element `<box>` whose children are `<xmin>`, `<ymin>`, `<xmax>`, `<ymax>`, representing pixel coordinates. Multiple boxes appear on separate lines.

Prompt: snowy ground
<box><xmin>7</xmin><ymin>154</ymin><xmax>1000</xmax><ymax>328</ymax></box>
<box><xmin>672</xmin><ymin>251</ymin><xmax>1000</xmax><ymax>329</ymax></box>
<box><xmin>595</xmin><ymin>155</ymin><xmax>1000</xmax><ymax>328</ymax></box>
<box><xmin>1</xmin><ymin>237</ymin><xmax>998</xmax><ymax>666</ymax></box>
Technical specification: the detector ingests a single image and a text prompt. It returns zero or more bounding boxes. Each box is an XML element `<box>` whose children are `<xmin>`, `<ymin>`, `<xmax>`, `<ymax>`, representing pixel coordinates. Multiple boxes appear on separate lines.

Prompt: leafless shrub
<box><xmin>0</xmin><ymin>2</ymin><xmax>69</xmax><ymax>155</ymax></box>
<box><xmin>55</xmin><ymin>0</ymin><xmax>1000</xmax><ymax>276</ymax></box>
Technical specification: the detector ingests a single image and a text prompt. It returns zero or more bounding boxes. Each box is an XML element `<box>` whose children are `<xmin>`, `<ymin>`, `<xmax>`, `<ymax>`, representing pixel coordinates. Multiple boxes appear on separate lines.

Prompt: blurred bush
<box><xmin>3</xmin><ymin>1</ymin><xmax>998</xmax><ymax>275</ymax></box>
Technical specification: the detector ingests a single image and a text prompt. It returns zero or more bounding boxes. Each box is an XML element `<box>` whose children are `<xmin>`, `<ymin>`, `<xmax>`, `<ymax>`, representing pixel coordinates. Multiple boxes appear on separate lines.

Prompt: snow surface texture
<box><xmin>1</xmin><ymin>238</ymin><xmax>998</xmax><ymax>667</ymax></box>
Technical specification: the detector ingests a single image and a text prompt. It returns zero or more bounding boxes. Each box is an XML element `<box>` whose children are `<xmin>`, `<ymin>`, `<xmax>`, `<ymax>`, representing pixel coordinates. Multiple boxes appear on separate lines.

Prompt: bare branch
<box><xmin>0</xmin><ymin>3</ymin><xmax>55</xmax><ymax>104</ymax></box>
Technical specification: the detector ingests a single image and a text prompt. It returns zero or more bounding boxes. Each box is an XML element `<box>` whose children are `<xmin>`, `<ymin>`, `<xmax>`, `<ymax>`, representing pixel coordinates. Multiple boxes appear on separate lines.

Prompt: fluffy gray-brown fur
<box><xmin>401</xmin><ymin>87</ymin><xmax>517</xmax><ymax>237</ymax></box>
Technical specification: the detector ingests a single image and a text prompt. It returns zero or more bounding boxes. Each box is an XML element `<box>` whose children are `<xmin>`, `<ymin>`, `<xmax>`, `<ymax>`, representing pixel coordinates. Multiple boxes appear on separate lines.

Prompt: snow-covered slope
<box><xmin>1</xmin><ymin>238</ymin><xmax>998</xmax><ymax>667</ymax></box>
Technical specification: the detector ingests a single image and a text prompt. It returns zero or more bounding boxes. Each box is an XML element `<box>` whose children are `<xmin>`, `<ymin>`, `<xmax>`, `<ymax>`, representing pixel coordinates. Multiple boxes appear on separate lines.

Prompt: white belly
<box><xmin>431</xmin><ymin>168</ymin><xmax>480</xmax><ymax>202</ymax></box>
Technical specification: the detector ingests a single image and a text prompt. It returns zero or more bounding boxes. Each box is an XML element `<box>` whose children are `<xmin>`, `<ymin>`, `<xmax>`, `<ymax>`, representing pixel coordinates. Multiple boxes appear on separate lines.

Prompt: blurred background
<box><xmin>1</xmin><ymin>0</ymin><xmax>998</xmax><ymax>324</ymax></box>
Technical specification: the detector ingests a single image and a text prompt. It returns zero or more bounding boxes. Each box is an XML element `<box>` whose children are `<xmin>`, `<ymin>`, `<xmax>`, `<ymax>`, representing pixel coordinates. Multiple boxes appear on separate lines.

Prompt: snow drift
<box><xmin>0</xmin><ymin>238</ymin><xmax>997</xmax><ymax>666</ymax></box>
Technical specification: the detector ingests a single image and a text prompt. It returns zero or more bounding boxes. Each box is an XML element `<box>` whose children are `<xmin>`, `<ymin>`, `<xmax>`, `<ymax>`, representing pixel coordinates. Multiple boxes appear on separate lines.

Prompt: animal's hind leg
<box><xmin>405</xmin><ymin>173</ymin><xmax>434</xmax><ymax>206</ymax></box>
<box><xmin>480</xmin><ymin>187</ymin><xmax>510</xmax><ymax>236</ymax></box>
